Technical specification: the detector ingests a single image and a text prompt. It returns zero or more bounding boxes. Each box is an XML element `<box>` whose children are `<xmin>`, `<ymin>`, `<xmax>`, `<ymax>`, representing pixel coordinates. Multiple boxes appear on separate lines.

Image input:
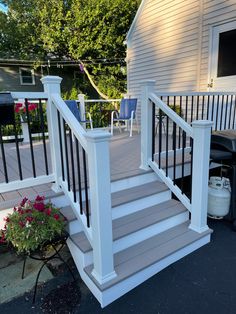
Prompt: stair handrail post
<box><xmin>78</xmin><ymin>93</ymin><xmax>86</xmax><ymax>128</ymax></box>
<box><xmin>189</xmin><ymin>120</ymin><xmax>213</xmax><ymax>233</ymax></box>
<box><xmin>140</xmin><ymin>80</ymin><xmax>156</xmax><ymax>170</ymax></box>
<box><xmin>85</xmin><ymin>130</ymin><xmax>117</xmax><ymax>285</ymax></box>
<box><xmin>41</xmin><ymin>75</ymin><xmax>63</xmax><ymax>192</ymax></box>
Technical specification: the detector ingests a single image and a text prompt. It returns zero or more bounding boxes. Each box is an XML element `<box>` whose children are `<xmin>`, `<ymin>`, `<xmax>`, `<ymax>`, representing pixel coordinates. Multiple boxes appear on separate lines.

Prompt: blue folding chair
<box><xmin>64</xmin><ymin>100</ymin><xmax>93</xmax><ymax>129</ymax></box>
<box><xmin>111</xmin><ymin>98</ymin><xmax>138</xmax><ymax>137</ymax></box>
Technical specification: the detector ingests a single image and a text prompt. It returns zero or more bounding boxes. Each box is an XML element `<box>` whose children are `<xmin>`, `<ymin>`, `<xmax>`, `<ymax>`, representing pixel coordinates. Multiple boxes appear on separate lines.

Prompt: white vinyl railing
<box><xmin>41</xmin><ymin>76</ymin><xmax>117</xmax><ymax>285</ymax></box>
<box><xmin>140</xmin><ymin>80</ymin><xmax>213</xmax><ymax>233</ymax></box>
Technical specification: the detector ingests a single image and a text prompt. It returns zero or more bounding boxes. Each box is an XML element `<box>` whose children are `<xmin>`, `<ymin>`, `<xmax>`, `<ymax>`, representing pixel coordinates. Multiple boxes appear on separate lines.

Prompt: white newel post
<box><xmin>41</xmin><ymin>76</ymin><xmax>63</xmax><ymax>192</ymax></box>
<box><xmin>85</xmin><ymin>130</ymin><xmax>117</xmax><ymax>285</ymax></box>
<box><xmin>140</xmin><ymin>80</ymin><xmax>156</xmax><ymax>170</ymax></box>
<box><xmin>189</xmin><ymin>120</ymin><xmax>213</xmax><ymax>233</ymax></box>
<box><xmin>78</xmin><ymin>94</ymin><xmax>86</xmax><ymax>123</ymax></box>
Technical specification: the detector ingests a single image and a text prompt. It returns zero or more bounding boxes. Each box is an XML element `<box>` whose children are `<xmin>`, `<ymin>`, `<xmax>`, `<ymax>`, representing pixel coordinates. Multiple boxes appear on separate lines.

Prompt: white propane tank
<box><xmin>208</xmin><ymin>176</ymin><xmax>231</xmax><ymax>218</ymax></box>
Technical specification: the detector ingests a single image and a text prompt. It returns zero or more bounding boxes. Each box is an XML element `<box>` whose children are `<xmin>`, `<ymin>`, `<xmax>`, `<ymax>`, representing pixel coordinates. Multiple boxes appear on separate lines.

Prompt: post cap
<box><xmin>191</xmin><ymin>120</ymin><xmax>213</xmax><ymax>128</ymax></box>
<box><xmin>41</xmin><ymin>76</ymin><xmax>62</xmax><ymax>84</ymax></box>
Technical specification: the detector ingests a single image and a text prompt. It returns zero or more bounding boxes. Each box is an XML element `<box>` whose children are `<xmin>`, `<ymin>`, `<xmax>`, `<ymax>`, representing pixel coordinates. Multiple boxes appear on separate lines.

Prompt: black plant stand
<box><xmin>21</xmin><ymin>232</ymin><xmax>76</xmax><ymax>304</ymax></box>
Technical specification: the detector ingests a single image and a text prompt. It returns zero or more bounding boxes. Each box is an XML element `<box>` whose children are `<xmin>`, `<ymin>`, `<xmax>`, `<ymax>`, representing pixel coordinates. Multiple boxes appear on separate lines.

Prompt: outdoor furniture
<box><xmin>110</xmin><ymin>98</ymin><xmax>138</xmax><ymax>137</ymax></box>
<box><xmin>64</xmin><ymin>100</ymin><xmax>93</xmax><ymax>129</ymax></box>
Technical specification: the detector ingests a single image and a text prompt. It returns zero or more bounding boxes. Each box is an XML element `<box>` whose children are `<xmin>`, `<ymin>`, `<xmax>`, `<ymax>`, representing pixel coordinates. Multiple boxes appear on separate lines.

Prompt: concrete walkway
<box><xmin>0</xmin><ymin>219</ymin><xmax>236</xmax><ymax>314</ymax></box>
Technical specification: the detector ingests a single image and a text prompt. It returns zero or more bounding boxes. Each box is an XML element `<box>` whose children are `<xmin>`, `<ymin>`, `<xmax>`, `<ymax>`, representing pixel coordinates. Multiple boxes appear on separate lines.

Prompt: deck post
<box><xmin>41</xmin><ymin>76</ymin><xmax>63</xmax><ymax>192</ymax></box>
<box><xmin>140</xmin><ymin>80</ymin><xmax>156</xmax><ymax>170</ymax></box>
<box><xmin>189</xmin><ymin>120</ymin><xmax>213</xmax><ymax>233</ymax></box>
<box><xmin>85</xmin><ymin>130</ymin><xmax>117</xmax><ymax>285</ymax></box>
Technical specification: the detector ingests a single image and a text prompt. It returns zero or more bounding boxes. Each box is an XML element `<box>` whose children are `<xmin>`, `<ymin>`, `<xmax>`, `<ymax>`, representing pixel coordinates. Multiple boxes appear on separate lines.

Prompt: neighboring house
<box><xmin>126</xmin><ymin>0</ymin><xmax>236</xmax><ymax>115</ymax></box>
<box><xmin>0</xmin><ymin>59</ymin><xmax>84</xmax><ymax>93</ymax></box>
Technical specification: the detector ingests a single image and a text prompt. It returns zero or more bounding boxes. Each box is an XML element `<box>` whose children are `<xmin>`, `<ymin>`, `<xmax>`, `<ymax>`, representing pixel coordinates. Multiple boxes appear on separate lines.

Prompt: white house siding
<box><xmin>199</xmin><ymin>0</ymin><xmax>236</xmax><ymax>90</ymax></box>
<box><xmin>127</xmin><ymin>0</ymin><xmax>202</xmax><ymax>118</ymax></box>
<box><xmin>127</xmin><ymin>0</ymin><xmax>236</xmax><ymax>118</ymax></box>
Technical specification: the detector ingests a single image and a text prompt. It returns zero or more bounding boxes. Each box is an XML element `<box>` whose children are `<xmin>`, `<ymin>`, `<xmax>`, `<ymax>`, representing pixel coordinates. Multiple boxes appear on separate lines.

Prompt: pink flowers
<box><xmin>15</xmin><ymin>102</ymin><xmax>37</xmax><ymax>114</ymax></box>
<box><xmin>2</xmin><ymin>195</ymin><xmax>67</xmax><ymax>253</ymax></box>
<box><xmin>53</xmin><ymin>214</ymin><xmax>60</xmax><ymax>221</ymax></box>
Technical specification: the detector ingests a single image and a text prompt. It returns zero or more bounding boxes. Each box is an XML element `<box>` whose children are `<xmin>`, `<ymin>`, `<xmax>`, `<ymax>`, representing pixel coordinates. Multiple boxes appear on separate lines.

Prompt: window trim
<box><xmin>19</xmin><ymin>68</ymin><xmax>35</xmax><ymax>85</ymax></box>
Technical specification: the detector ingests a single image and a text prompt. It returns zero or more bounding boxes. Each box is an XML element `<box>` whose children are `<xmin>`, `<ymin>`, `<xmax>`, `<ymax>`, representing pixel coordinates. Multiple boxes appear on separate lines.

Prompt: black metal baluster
<box><xmin>166</xmin><ymin>116</ymin><xmax>169</xmax><ymax>177</ymax></box>
<box><xmin>220</xmin><ymin>95</ymin><xmax>224</xmax><ymax>130</ymax></box>
<box><xmin>13</xmin><ymin>120</ymin><xmax>23</xmax><ymax>180</ymax></box>
<box><xmin>63</xmin><ymin>119</ymin><xmax>70</xmax><ymax>191</ymax></box>
<box><xmin>206</xmin><ymin>95</ymin><xmax>210</xmax><ymax>120</ymax></box>
<box><xmin>39</xmin><ymin>99</ymin><xmax>49</xmax><ymax>175</ymax></box>
<box><xmin>191</xmin><ymin>96</ymin><xmax>194</xmax><ymax>122</ymax></box>
<box><xmin>152</xmin><ymin>101</ymin><xmax>155</xmax><ymax>161</ymax></box>
<box><xmin>190</xmin><ymin>138</ymin><xmax>193</xmax><ymax>203</ymax></box>
<box><xmin>181</xmin><ymin>130</ymin><xmax>186</xmax><ymax>194</ymax></box>
<box><xmin>185</xmin><ymin>96</ymin><xmax>188</xmax><ymax>122</ymax></box>
<box><xmin>82</xmin><ymin>149</ymin><xmax>90</xmax><ymax>227</ymax></box>
<box><xmin>57</xmin><ymin>111</ymin><xmax>65</xmax><ymax>181</ymax></box>
<box><xmin>173</xmin><ymin>121</ymin><xmax>177</xmax><ymax>185</ymax></box>
<box><xmin>158</xmin><ymin>109</ymin><xmax>162</xmax><ymax>168</ymax></box>
<box><xmin>211</xmin><ymin>95</ymin><xmax>215</xmax><ymax>122</ymax></box>
<box><xmin>25</xmin><ymin>99</ymin><xmax>36</xmax><ymax>177</ymax></box>
<box><xmin>75</xmin><ymin>139</ymin><xmax>83</xmax><ymax>215</ymax></box>
<box><xmin>178</xmin><ymin>96</ymin><xmax>182</xmax><ymax>148</ymax></box>
<box><xmin>0</xmin><ymin>126</ymin><xmax>8</xmax><ymax>183</ymax></box>
<box><xmin>202</xmin><ymin>96</ymin><xmax>205</xmax><ymax>119</ymax></box>
<box><xmin>215</xmin><ymin>95</ymin><xmax>220</xmax><ymax>130</ymax></box>
<box><xmin>228</xmin><ymin>95</ymin><xmax>233</xmax><ymax>129</ymax></box>
<box><xmin>224</xmin><ymin>95</ymin><xmax>229</xmax><ymax>130</ymax></box>
<box><xmin>196</xmin><ymin>96</ymin><xmax>199</xmax><ymax>120</ymax></box>
<box><xmin>69</xmin><ymin>129</ymin><xmax>76</xmax><ymax>203</ymax></box>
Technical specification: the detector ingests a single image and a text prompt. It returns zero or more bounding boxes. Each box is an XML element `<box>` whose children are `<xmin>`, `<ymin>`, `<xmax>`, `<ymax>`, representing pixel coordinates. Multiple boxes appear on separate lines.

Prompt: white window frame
<box><xmin>19</xmin><ymin>68</ymin><xmax>35</xmax><ymax>85</ymax></box>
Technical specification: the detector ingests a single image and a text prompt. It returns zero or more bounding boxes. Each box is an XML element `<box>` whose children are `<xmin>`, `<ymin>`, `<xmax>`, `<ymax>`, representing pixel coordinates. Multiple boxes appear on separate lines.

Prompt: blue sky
<box><xmin>0</xmin><ymin>4</ymin><xmax>7</xmax><ymax>13</ymax></box>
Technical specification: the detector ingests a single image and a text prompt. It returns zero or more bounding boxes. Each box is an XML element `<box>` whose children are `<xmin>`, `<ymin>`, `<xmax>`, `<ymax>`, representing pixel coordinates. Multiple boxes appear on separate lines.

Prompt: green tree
<box><xmin>0</xmin><ymin>0</ymin><xmax>141</xmax><ymax>97</ymax></box>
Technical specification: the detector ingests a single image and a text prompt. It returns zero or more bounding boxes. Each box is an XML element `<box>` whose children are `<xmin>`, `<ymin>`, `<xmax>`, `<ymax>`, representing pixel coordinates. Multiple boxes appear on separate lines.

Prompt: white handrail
<box><xmin>85</xmin><ymin>99</ymin><xmax>121</xmax><ymax>103</ymax></box>
<box><xmin>149</xmin><ymin>92</ymin><xmax>193</xmax><ymax>137</ymax></box>
<box><xmin>155</xmin><ymin>91</ymin><xmax>236</xmax><ymax>96</ymax></box>
<box><xmin>51</xmin><ymin>94</ymin><xmax>88</xmax><ymax>150</ymax></box>
<box><xmin>11</xmin><ymin>92</ymin><xmax>48</xmax><ymax>99</ymax></box>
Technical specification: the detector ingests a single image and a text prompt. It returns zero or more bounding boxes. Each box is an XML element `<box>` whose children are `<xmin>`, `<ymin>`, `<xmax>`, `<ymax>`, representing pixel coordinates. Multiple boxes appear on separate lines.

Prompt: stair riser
<box><xmin>111</xmin><ymin>172</ymin><xmax>160</xmax><ymax>193</ymax></box>
<box><xmin>67</xmin><ymin>238</ymin><xmax>93</xmax><ymax>267</ymax></box>
<box><xmin>67</xmin><ymin>219</ymin><xmax>82</xmax><ymax>235</ymax></box>
<box><xmin>112</xmin><ymin>190</ymin><xmax>171</xmax><ymax>219</ymax></box>
<box><xmin>101</xmin><ymin>234</ymin><xmax>211</xmax><ymax>307</ymax></box>
<box><xmin>113</xmin><ymin>211</ymin><xmax>189</xmax><ymax>253</ymax></box>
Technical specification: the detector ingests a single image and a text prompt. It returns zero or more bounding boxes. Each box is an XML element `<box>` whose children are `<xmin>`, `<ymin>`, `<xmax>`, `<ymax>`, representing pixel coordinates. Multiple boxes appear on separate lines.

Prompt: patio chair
<box><xmin>111</xmin><ymin>98</ymin><xmax>138</xmax><ymax>137</ymax></box>
<box><xmin>64</xmin><ymin>100</ymin><xmax>93</xmax><ymax>129</ymax></box>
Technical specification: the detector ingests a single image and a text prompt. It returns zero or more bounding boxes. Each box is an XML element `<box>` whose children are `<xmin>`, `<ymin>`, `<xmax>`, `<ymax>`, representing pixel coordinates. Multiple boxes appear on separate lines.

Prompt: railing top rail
<box><xmin>149</xmin><ymin>92</ymin><xmax>194</xmax><ymax>137</ymax></box>
<box><xmin>52</xmin><ymin>94</ymin><xmax>88</xmax><ymax>150</ymax></box>
<box><xmin>84</xmin><ymin>99</ymin><xmax>121</xmax><ymax>103</ymax></box>
<box><xmin>11</xmin><ymin>92</ymin><xmax>48</xmax><ymax>99</ymax></box>
<box><xmin>155</xmin><ymin>91</ymin><xmax>236</xmax><ymax>97</ymax></box>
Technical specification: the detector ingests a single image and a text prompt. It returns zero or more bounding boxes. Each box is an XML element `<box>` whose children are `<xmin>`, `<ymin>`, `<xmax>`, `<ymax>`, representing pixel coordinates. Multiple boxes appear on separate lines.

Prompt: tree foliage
<box><xmin>0</xmin><ymin>0</ymin><xmax>140</xmax><ymax>97</ymax></box>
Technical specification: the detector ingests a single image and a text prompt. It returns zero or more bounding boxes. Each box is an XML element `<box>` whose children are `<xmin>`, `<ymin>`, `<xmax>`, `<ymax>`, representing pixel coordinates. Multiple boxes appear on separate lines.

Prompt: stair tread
<box><xmin>84</xmin><ymin>222</ymin><xmax>212</xmax><ymax>291</ymax></box>
<box><xmin>70</xmin><ymin>231</ymin><xmax>91</xmax><ymax>253</ymax></box>
<box><xmin>111</xmin><ymin>181</ymin><xmax>169</xmax><ymax>208</ymax></box>
<box><xmin>70</xmin><ymin>199</ymin><xmax>186</xmax><ymax>253</ymax></box>
<box><xmin>60</xmin><ymin>206</ymin><xmax>76</xmax><ymax>222</ymax></box>
<box><xmin>113</xmin><ymin>199</ymin><xmax>187</xmax><ymax>240</ymax></box>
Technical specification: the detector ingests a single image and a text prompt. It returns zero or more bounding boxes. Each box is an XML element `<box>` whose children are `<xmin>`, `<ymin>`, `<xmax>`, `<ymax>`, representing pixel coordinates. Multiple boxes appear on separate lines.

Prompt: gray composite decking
<box><xmin>69</xmin><ymin>199</ymin><xmax>187</xmax><ymax>254</ymax></box>
<box><xmin>84</xmin><ymin>222</ymin><xmax>212</xmax><ymax>291</ymax></box>
<box><xmin>0</xmin><ymin>131</ymin><xmax>192</xmax><ymax>208</ymax></box>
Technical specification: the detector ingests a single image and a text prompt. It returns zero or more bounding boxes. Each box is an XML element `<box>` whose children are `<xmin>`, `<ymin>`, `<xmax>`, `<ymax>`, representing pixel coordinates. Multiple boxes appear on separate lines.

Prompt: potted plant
<box><xmin>3</xmin><ymin>195</ymin><xmax>67</xmax><ymax>255</ymax></box>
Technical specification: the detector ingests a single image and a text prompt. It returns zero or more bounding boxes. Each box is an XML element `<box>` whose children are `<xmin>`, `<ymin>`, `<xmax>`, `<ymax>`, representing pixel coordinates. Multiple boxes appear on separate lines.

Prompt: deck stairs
<box><xmin>59</xmin><ymin>170</ymin><xmax>212</xmax><ymax>307</ymax></box>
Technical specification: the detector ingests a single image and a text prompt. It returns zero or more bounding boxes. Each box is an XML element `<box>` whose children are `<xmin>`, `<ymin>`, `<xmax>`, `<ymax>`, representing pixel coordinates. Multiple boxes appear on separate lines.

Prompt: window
<box><xmin>217</xmin><ymin>29</ymin><xmax>236</xmax><ymax>77</ymax></box>
<box><xmin>19</xmin><ymin>68</ymin><xmax>35</xmax><ymax>85</ymax></box>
